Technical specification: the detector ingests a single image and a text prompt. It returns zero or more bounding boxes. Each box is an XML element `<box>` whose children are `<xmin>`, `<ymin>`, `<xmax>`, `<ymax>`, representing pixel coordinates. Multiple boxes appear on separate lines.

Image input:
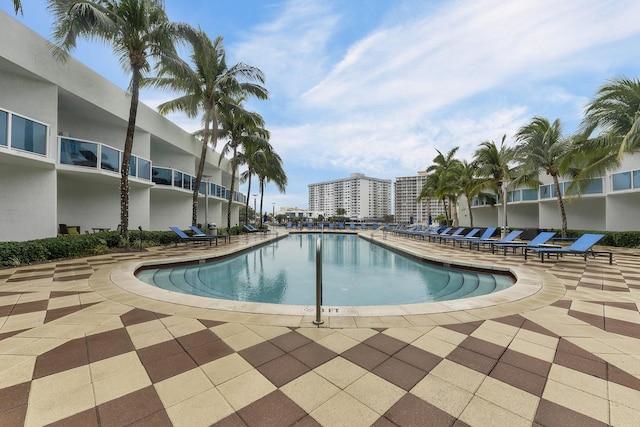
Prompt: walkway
<box><xmin>1</xmin><ymin>231</ymin><xmax>639</xmax><ymax>426</ymax></box>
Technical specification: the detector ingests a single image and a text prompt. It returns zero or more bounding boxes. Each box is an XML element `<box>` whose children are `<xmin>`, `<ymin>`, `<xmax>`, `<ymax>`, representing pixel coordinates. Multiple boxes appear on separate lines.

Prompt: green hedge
<box><xmin>0</xmin><ymin>230</ymin><xmax>181</xmax><ymax>268</ymax></box>
<box><xmin>551</xmin><ymin>229</ymin><xmax>640</xmax><ymax>248</ymax></box>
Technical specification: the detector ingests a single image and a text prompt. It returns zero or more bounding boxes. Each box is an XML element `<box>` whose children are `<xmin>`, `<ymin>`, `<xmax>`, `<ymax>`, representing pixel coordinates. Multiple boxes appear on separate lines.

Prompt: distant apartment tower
<box><xmin>395</xmin><ymin>171</ymin><xmax>445</xmax><ymax>224</ymax></box>
<box><xmin>308</xmin><ymin>173</ymin><xmax>391</xmax><ymax>220</ymax></box>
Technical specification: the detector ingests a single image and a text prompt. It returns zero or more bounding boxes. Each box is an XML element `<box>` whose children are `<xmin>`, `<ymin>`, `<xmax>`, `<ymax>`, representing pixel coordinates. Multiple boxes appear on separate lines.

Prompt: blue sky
<box><xmin>4</xmin><ymin>0</ymin><xmax>640</xmax><ymax>213</ymax></box>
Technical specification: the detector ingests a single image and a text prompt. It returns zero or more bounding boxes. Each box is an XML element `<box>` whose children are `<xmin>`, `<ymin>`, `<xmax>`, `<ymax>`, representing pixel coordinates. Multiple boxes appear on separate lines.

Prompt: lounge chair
<box><xmin>456</xmin><ymin>227</ymin><xmax>497</xmax><ymax>248</ymax></box>
<box><xmin>361</xmin><ymin>223</ymin><xmax>367</xmax><ymax>230</ymax></box>
<box><xmin>243</xmin><ymin>224</ymin><xmax>269</xmax><ymax>234</ymax></box>
<box><xmin>190</xmin><ymin>225</ymin><xmax>230</xmax><ymax>243</ymax></box>
<box><xmin>491</xmin><ymin>231</ymin><xmax>556</xmax><ymax>255</ymax></box>
<box><xmin>170</xmin><ymin>226</ymin><xmax>219</xmax><ymax>246</ymax></box>
<box><xmin>469</xmin><ymin>229</ymin><xmax>522</xmax><ymax>251</ymax></box>
<box><xmin>338</xmin><ymin>222</ymin><xmax>345</xmax><ymax>229</ymax></box>
<box><xmin>435</xmin><ymin>227</ymin><xmax>465</xmax><ymax>243</ymax></box>
<box><xmin>350</xmin><ymin>223</ymin><xmax>356</xmax><ymax>230</ymax></box>
<box><xmin>286</xmin><ymin>222</ymin><xmax>292</xmax><ymax>229</ymax></box>
<box><xmin>426</xmin><ymin>227</ymin><xmax>452</xmax><ymax>241</ymax></box>
<box><xmin>443</xmin><ymin>228</ymin><xmax>481</xmax><ymax>246</ymax></box>
<box><xmin>525</xmin><ymin>233</ymin><xmax>612</xmax><ymax>264</ymax></box>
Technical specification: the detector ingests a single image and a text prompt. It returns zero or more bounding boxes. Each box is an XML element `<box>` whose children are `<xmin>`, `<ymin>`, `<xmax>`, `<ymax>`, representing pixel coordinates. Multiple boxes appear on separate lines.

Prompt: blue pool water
<box><xmin>136</xmin><ymin>234</ymin><xmax>514</xmax><ymax>306</ymax></box>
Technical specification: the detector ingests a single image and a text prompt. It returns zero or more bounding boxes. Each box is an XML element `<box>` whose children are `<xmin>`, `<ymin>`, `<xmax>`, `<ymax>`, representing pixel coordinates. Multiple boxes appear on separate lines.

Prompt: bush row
<box><xmin>0</xmin><ymin>230</ymin><xmax>181</xmax><ymax>268</ymax></box>
<box><xmin>560</xmin><ymin>229</ymin><xmax>640</xmax><ymax>248</ymax></box>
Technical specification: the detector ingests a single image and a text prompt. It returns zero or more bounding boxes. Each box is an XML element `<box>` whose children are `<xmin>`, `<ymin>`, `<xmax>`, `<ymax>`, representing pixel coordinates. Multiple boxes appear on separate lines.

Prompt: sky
<box><xmin>3</xmin><ymin>0</ymin><xmax>640</xmax><ymax>213</ymax></box>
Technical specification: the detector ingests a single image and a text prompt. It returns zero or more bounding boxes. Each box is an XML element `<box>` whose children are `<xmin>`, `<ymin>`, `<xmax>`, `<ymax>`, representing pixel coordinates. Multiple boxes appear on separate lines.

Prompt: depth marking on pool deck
<box><xmin>303</xmin><ymin>307</ymin><xmax>340</xmax><ymax>313</ymax></box>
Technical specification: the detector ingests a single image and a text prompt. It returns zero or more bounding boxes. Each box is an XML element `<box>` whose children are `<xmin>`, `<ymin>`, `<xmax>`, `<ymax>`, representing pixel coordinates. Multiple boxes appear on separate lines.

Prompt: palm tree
<box><xmin>12</xmin><ymin>0</ymin><xmax>22</xmax><ymax>14</ymax></box>
<box><xmin>148</xmin><ymin>31</ymin><xmax>268</xmax><ymax>226</ymax></box>
<box><xmin>217</xmin><ymin>97</ymin><xmax>269</xmax><ymax>233</ymax></box>
<box><xmin>514</xmin><ymin>116</ymin><xmax>571</xmax><ymax>237</ymax></box>
<box><xmin>255</xmin><ymin>147</ymin><xmax>287</xmax><ymax>227</ymax></box>
<box><xmin>422</xmin><ymin>148</ymin><xmax>462</xmax><ymax>226</ymax></box>
<box><xmin>573</xmin><ymin>77</ymin><xmax>640</xmax><ymax>183</ymax></box>
<box><xmin>47</xmin><ymin>0</ymin><xmax>193</xmax><ymax>239</ymax></box>
<box><xmin>473</xmin><ymin>135</ymin><xmax>516</xmax><ymax>236</ymax></box>
<box><xmin>457</xmin><ymin>160</ymin><xmax>484</xmax><ymax>227</ymax></box>
<box><xmin>239</xmin><ymin>139</ymin><xmax>268</xmax><ymax>226</ymax></box>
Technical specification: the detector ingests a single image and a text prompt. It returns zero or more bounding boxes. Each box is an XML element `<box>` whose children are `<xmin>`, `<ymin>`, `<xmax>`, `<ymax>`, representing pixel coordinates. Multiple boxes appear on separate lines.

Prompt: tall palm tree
<box><xmin>47</xmin><ymin>0</ymin><xmax>193</xmax><ymax>239</ymax></box>
<box><xmin>423</xmin><ymin>148</ymin><xmax>462</xmax><ymax>226</ymax></box>
<box><xmin>573</xmin><ymin>77</ymin><xmax>640</xmax><ymax>183</ymax></box>
<box><xmin>514</xmin><ymin>116</ymin><xmax>571</xmax><ymax>237</ymax></box>
<box><xmin>217</xmin><ymin>98</ymin><xmax>269</xmax><ymax>233</ymax></box>
<box><xmin>418</xmin><ymin>169</ymin><xmax>447</xmax><ymax>223</ymax></box>
<box><xmin>239</xmin><ymin>140</ymin><xmax>269</xmax><ymax>226</ymax></box>
<box><xmin>457</xmin><ymin>160</ymin><xmax>483</xmax><ymax>227</ymax></box>
<box><xmin>12</xmin><ymin>0</ymin><xmax>22</xmax><ymax>14</ymax></box>
<box><xmin>148</xmin><ymin>30</ymin><xmax>268</xmax><ymax>226</ymax></box>
<box><xmin>255</xmin><ymin>147</ymin><xmax>287</xmax><ymax>227</ymax></box>
<box><xmin>473</xmin><ymin>135</ymin><xmax>516</xmax><ymax>236</ymax></box>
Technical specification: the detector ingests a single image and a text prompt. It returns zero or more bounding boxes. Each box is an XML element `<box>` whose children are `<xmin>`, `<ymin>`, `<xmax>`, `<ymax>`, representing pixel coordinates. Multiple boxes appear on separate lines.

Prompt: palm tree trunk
<box><xmin>467</xmin><ymin>199</ymin><xmax>474</xmax><ymax>227</ymax></box>
<box><xmin>120</xmin><ymin>66</ymin><xmax>142</xmax><ymax>241</ymax></box>
<box><xmin>244</xmin><ymin>174</ymin><xmax>252</xmax><ymax>227</ymax></box>
<box><xmin>192</xmin><ymin>116</ymin><xmax>210</xmax><ymax>226</ymax></box>
<box><xmin>552</xmin><ymin>175</ymin><xmax>568</xmax><ymax>237</ymax></box>
<box><xmin>259</xmin><ymin>178</ymin><xmax>265</xmax><ymax>227</ymax></box>
<box><xmin>226</xmin><ymin>144</ymin><xmax>237</xmax><ymax>235</ymax></box>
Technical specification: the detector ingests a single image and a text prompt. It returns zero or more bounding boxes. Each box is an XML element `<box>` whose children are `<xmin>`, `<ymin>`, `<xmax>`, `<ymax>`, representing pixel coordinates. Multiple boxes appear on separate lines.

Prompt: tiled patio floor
<box><xmin>1</xmin><ymin>231</ymin><xmax>640</xmax><ymax>426</ymax></box>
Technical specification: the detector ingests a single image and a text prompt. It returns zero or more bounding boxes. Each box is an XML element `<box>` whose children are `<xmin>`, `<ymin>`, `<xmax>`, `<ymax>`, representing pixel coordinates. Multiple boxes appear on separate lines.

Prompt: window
<box><xmin>152</xmin><ymin>167</ymin><xmax>172</xmax><ymax>185</ymax></box>
<box><xmin>173</xmin><ymin>171</ymin><xmax>183</xmax><ymax>188</ymax></box>
<box><xmin>521</xmin><ymin>188</ymin><xmax>538</xmax><ymax>201</ymax></box>
<box><xmin>634</xmin><ymin>170</ymin><xmax>640</xmax><ymax>189</ymax></box>
<box><xmin>138</xmin><ymin>158</ymin><xmax>151</xmax><ymax>180</ymax></box>
<box><xmin>12</xmin><ymin>115</ymin><xmax>46</xmax><ymax>155</ymax></box>
<box><xmin>101</xmin><ymin>145</ymin><xmax>120</xmax><ymax>172</ymax></box>
<box><xmin>60</xmin><ymin>138</ymin><xmax>97</xmax><ymax>168</ymax></box>
<box><xmin>128</xmin><ymin>156</ymin><xmax>138</xmax><ymax>177</ymax></box>
<box><xmin>582</xmin><ymin>178</ymin><xmax>603</xmax><ymax>195</ymax></box>
<box><xmin>612</xmin><ymin>172</ymin><xmax>632</xmax><ymax>191</ymax></box>
<box><xmin>0</xmin><ymin>110</ymin><xmax>7</xmax><ymax>147</ymax></box>
<box><xmin>182</xmin><ymin>174</ymin><xmax>191</xmax><ymax>190</ymax></box>
<box><xmin>539</xmin><ymin>185</ymin><xmax>551</xmax><ymax>199</ymax></box>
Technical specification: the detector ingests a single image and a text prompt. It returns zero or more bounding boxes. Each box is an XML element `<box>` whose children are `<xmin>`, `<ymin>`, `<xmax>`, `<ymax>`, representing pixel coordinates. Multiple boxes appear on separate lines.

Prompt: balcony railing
<box><xmin>58</xmin><ymin>136</ymin><xmax>151</xmax><ymax>181</ymax></box>
<box><xmin>154</xmin><ymin>168</ymin><xmax>246</xmax><ymax>204</ymax></box>
<box><xmin>1</xmin><ymin>108</ymin><xmax>48</xmax><ymax>156</ymax></box>
<box><xmin>611</xmin><ymin>169</ymin><xmax>640</xmax><ymax>192</ymax></box>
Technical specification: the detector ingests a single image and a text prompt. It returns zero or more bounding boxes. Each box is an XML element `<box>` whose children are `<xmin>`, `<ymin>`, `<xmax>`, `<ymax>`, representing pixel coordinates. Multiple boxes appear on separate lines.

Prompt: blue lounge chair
<box><xmin>361</xmin><ymin>223</ymin><xmax>367</xmax><ymax>230</ymax></box>
<box><xmin>350</xmin><ymin>223</ymin><xmax>356</xmax><ymax>230</ymax></box>
<box><xmin>190</xmin><ymin>226</ymin><xmax>230</xmax><ymax>243</ymax></box>
<box><xmin>435</xmin><ymin>227</ymin><xmax>465</xmax><ymax>243</ymax></box>
<box><xmin>286</xmin><ymin>222</ymin><xmax>292</xmax><ymax>229</ymax></box>
<box><xmin>457</xmin><ymin>227</ymin><xmax>497</xmax><ymax>248</ymax></box>
<box><xmin>525</xmin><ymin>233</ymin><xmax>612</xmax><ymax>264</ymax></box>
<box><xmin>426</xmin><ymin>227</ymin><xmax>452</xmax><ymax>241</ymax></box>
<box><xmin>445</xmin><ymin>228</ymin><xmax>481</xmax><ymax>246</ymax></box>
<box><xmin>338</xmin><ymin>222</ymin><xmax>345</xmax><ymax>229</ymax></box>
<box><xmin>469</xmin><ymin>229</ymin><xmax>522</xmax><ymax>251</ymax></box>
<box><xmin>491</xmin><ymin>231</ymin><xmax>556</xmax><ymax>255</ymax></box>
<box><xmin>372</xmin><ymin>223</ymin><xmax>379</xmax><ymax>230</ymax></box>
<box><xmin>170</xmin><ymin>226</ymin><xmax>219</xmax><ymax>246</ymax></box>
<box><xmin>243</xmin><ymin>224</ymin><xmax>269</xmax><ymax>234</ymax></box>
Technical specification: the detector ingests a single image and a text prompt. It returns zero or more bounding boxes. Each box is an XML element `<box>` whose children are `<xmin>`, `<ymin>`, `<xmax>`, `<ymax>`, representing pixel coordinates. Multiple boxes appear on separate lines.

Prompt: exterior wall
<box><xmin>606</xmin><ymin>193</ymin><xmax>640</xmax><ymax>231</ymax></box>
<box><xmin>150</xmin><ymin>190</ymin><xmax>192</xmax><ymax>231</ymax></box>
<box><xmin>0</xmin><ymin>163</ymin><xmax>57</xmax><ymax>241</ymax></box>
<box><xmin>0</xmin><ymin>11</ymin><xmax>241</xmax><ymax>241</ymax></box>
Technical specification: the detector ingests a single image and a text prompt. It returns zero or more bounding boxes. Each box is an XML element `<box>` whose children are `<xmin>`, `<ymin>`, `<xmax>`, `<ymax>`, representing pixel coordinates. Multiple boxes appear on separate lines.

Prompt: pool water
<box><xmin>136</xmin><ymin>234</ymin><xmax>514</xmax><ymax>306</ymax></box>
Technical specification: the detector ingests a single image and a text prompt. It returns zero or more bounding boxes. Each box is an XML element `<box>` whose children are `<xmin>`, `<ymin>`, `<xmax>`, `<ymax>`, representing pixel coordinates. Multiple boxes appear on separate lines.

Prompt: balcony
<box><xmin>0</xmin><ymin>108</ymin><xmax>53</xmax><ymax>168</ymax></box>
<box><xmin>58</xmin><ymin>136</ymin><xmax>151</xmax><ymax>183</ymax></box>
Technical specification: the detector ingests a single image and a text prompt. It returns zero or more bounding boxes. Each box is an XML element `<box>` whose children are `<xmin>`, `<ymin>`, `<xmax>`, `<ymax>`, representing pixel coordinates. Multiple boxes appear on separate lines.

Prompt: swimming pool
<box><xmin>136</xmin><ymin>234</ymin><xmax>514</xmax><ymax>306</ymax></box>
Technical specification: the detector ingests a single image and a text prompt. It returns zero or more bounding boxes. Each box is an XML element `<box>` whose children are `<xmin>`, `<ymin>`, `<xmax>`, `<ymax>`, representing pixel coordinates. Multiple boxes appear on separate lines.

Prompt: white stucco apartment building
<box><xmin>456</xmin><ymin>154</ymin><xmax>640</xmax><ymax>232</ymax></box>
<box><xmin>0</xmin><ymin>11</ymin><xmax>244</xmax><ymax>242</ymax></box>
<box><xmin>308</xmin><ymin>173</ymin><xmax>391</xmax><ymax>220</ymax></box>
<box><xmin>394</xmin><ymin>171</ymin><xmax>446</xmax><ymax>224</ymax></box>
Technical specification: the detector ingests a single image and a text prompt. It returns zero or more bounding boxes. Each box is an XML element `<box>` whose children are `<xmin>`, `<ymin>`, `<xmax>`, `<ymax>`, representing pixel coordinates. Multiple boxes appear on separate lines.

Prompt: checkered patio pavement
<box><xmin>1</xmin><ymin>231</ymin><xmax>639</xmax><ymax>426</ymax></box>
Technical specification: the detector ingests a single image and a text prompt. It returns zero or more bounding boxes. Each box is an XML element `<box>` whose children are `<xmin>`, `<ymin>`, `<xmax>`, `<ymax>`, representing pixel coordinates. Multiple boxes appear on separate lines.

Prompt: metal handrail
<box><xmin>313</xmin><ymin>236</ymin><xmax>324</xmax><ymax>325</ymax></box>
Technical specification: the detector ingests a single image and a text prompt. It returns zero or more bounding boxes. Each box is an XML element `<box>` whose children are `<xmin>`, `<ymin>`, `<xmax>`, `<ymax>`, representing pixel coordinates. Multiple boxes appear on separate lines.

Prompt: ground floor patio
<box><xmin>1</xmin><ymin>231</ymin><xmax>639</xmax><ymax>426</ymax></box>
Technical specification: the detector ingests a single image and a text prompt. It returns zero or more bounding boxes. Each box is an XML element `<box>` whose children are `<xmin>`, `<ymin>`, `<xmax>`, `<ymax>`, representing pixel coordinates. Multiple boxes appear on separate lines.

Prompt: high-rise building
<box><xmin>308</xmin><ymin>173</ymin><xmax>391</xmax><ymax>220</ymax></box>
<box><xmin>394</xmin><ymin>171</ymin><xmax>446</xmax><ymax>224</ymax></box>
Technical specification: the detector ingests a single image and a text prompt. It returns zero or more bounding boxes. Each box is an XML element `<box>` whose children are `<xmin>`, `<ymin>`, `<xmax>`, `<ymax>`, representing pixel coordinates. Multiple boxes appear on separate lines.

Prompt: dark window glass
<box><xmin>59</xmin><ymin>138</ymin><xmax>97</xmax><ymax>168</ymax></box>
<box><xmin>612</xmin><ymin>172</ymin><xmax>631</xmax><ymax>191</ymax></box>
<box><xmin>12</xmin><ymin>115</ymin><xmax>46</xmax><ymax>155</ymax></box>
<box><xmin>0</xmin><ymin>111</ymin><xmax>7</xmax><ymax>146</ymax></box>
<box><xmin>101</xmin><ymin>145</ymin><xmax>120</xmax><ymax>172</ymax></box>
<box><xmin>174</xmin><ymin>171</ymin><xmax>183</xmax><ymax>188</ymax></box>
<box><xmin>129</xmin><ymin>156</ymin><xmax>137</xmax><ymax>177</ymax></box>
<box><xmin>138</xmin><ymin>158</ymin><xmax>151</xmax><ymax>180</ymax></box>
<box><xmin>152</xmin><ymin>167</ymin><xmax>172</xmax><ymax>185</ymax></box>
